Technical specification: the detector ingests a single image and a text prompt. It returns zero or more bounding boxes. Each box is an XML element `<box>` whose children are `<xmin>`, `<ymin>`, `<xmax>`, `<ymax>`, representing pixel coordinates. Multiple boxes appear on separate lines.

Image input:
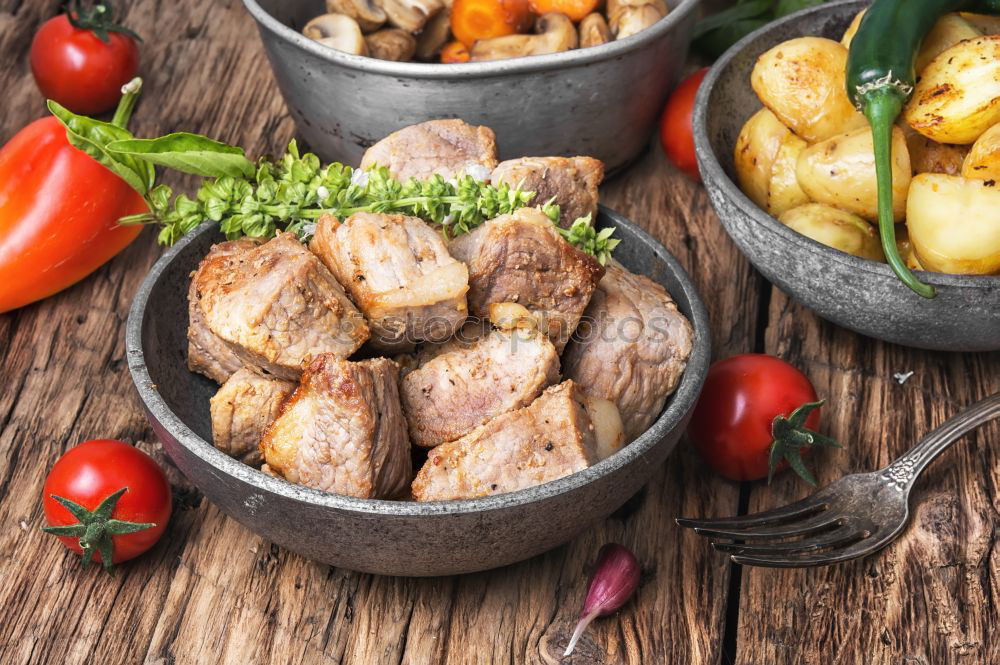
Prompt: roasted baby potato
<box><xmin>961</xmin><ymin>122</ymin><xmax>1000</xmax><ymax>180</ymax></box>
<box><xmin>902</xmin><ymin>124</ymin><xmax>969</xmax><ymax>175</ymax></box>
<box><xmin>766</xmin><ymin>133</ymin><xmax>810</xmax><ymax>216</ymax></box>
<box><xmin>957</xmin><ymin>11</ymin><xmax>1000</xmax><ymax>35</ymax></box>
<box><xmin>796</xmin><ymin>125</ymin><xmax>911</xmax><ymax>221</ymax></box>
<box><xmin>906</xmin><ymin>173</ymin><xmax>1000</xmax><ymax>274</ymax></box>
<box><xmin>904</xmin><ymin>35</ymin><xmax>1000</xmax><ymax>144</ymax></box>
<box><xmin>734</xmin><ymin>108</ymin><xmax>792</xmax><ymax>209</ymax></box>
<box><xmin>914</xmin><ymin>14</ymin><xmax>982</xmax><ymax>72</ymax></box>
<box><xmin>894</xmin><ymin>225</ymin><xmax>925</xmax><ymax>271</ymax></box>
<box><xmin>840</xmin><ymin>9</ymin><xmax>865</xmax><ymax>48</ymax></box>
<box><xmin>779</xmin><ymin>203</ymin><xmax>884</xmax><ymax>261</ymax></box>
<box><xmin>751</xmin><ymin>37</ymin><xmax>866</xmax><ymax>143</ymax></box>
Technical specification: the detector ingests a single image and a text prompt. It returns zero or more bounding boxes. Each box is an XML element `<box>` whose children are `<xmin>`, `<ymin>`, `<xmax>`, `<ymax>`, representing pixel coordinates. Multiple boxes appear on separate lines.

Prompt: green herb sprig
<box><xmin>541</xmin><ymin>205</ymin><xmax>619</xmax><ymax>265</ymax></box>
<box><xmin>559</xmin><ymin>215</ymin><xmax>621</xmax><ymax>266</ymax></box>
<box><xmin>693</xmin><ymin>0</ymin><xmax>828</xmax><ymax>58</ymax></box>
<box><xmin>124</xmin><ymin>141</ymin><xmax>538</xmax><ymax>246</ymax></box>
<box><xmin>48</xmin><ymin>83</ymin><xmax>619</xmax><ymax>261</ymax></box>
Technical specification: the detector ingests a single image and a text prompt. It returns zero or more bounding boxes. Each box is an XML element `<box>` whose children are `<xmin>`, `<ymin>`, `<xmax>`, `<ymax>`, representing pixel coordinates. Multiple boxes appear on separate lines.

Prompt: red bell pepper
<box><xmin>0</xmin><ymin>83</ymin><xmax>147</xmax><ymax>313</ymax></box>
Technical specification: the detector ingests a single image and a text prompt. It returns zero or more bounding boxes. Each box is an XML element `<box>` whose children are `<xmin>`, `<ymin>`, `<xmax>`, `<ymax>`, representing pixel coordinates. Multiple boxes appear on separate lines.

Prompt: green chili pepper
<box><xmin>846</xmin><ymin>0</ymin><xmax>1000</xmax><ymax>298</ymax></box>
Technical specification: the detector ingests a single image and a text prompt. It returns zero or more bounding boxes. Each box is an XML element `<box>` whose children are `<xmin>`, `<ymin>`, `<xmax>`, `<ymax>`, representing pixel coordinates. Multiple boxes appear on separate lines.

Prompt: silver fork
<box><xmin>676</xmin><ymin>392</ymin><xmax>1000</xmax><ymax>568</ymax></box>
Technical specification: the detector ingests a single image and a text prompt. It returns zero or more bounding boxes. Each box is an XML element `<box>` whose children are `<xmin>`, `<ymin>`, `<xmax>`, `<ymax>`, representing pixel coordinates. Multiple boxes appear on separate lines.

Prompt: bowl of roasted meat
<box><xmin>694</xmin><ymin>0</ymin><xmax>1000</xmax><ymax>351</ymax></box>
<box><xmin>127</xmin><ymin>120</ymin><xmax>710</xmax><ymax>577</ymax></box>
<box><xmin>240</xmin><ymin>0</ymin><xmax>698</xmax><ymax>173</ymax></box>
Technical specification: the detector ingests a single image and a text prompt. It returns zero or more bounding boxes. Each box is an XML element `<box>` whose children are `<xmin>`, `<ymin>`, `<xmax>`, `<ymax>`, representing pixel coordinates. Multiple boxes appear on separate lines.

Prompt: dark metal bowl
<box><xmin>694</xmin><ymin>0</ymin><xmax>1000</xmax><ymax>351</ymax></box>
<box><xmin>241</xmin><ymin>0</ymin><xmax>699</xmax><ymax>173</ymax></box>
<box><xmin>126</xmin><ymin>208</ymin><xmax>710</xmax><ymax>576</ymax></box>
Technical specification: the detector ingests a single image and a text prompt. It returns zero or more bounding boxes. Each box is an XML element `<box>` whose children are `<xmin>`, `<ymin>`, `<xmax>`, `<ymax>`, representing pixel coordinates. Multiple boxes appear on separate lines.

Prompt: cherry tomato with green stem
<box><xmin>659</xmin><ymin>67</ymin><xmax>709</xmax><ymax>182</ymax></box>
<box><xmin>687</xmin><ymin>354</ymin><xmax>840</xmax><ymax>484</ymax></box>
<box><xmin>30</xmin><ymin>1</ymin><xmax>141</xmax><ymax>115</ymax></box>
<box><xmin>42</xmin><ymin>440</ymin><xmax>171</xmax><ymax>571</ymax></box>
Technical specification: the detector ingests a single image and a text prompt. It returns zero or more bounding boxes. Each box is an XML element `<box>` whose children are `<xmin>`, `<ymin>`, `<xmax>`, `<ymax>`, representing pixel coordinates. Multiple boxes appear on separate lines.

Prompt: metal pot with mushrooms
<box><xmin>300</xmin><ymin>0</ymin><xmax>670</xmax><ymax>62</ymax></box>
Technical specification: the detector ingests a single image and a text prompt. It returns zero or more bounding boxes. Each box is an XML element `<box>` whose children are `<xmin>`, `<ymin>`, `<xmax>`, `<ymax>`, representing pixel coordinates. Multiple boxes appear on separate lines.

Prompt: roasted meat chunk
<box><xmin>309</xmin><ymin>212</ymin><xmax>469</xmax><ymax>351</ymax></box>
<box><xmin>188</xmin><ymin>238</ymin><xmax>258</xmax><ymax>383</ymax></box>
<box><xmin>194</xmin><ymin>233</ymin><xmax>369</xmax><ymax>380</ymax></box>
<box><xmin>412</xmin><ymin>381</ymin><xmax>598</xmax><ymax>501</ymax></box>
<box><xmin>448</xmin><ymin>207</ymin><xmax>605</xmax><ymax>351</ymax></box>
<box><xmin>400</xmin><ymin>326</ymin><xmax>560</xmax><ymax>447</ymax></box>
<box><xmin>359</xmin><ymin>119</ymin><xmax>499</xmax><ymax>182</ymax></box>
<box><xmin>260</xmin><ymin>356</ymin><xmax>411</xmax><ymax>498</ymax></box>
<box><xmin>562</xmin><ymin>263</ymin><xmax>693</xmax><ymax>440</ymax></box>
<box><xmin>210</xmin><ymin>369</ymin><xmax>295</xmax><ymax>466</ymax></box>
<box><xmin>490</xmin><ymin>156</ymin><xmax>604</xmax><ymax>228</ymax></box>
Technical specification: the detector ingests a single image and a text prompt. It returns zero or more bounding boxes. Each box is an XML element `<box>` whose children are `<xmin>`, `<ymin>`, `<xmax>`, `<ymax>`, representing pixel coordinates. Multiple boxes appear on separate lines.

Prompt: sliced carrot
<box><xmin>440</xmin><ymin>40</ymin><xmax>472</xmax><ymax>63</ymax></box>
<box><xmin>528</xmin><ymin>0</ymin><xmax>599</xmax><ymax>22</ymax></box>
<box><xmin>450</xmin><ymin>0</ymin><xmax>534</xmax><ymax>48</ymax></box>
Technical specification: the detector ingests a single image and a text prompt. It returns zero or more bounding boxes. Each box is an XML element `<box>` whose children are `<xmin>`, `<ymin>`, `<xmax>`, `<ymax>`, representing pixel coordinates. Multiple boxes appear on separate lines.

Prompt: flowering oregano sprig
<box><xmin>47</xmin><ymin>90</ymin><xmax>618</xmax><ymax>259</ymax></box>
<box><xmin>126</xmin><ymin>140</ymin><xmax>541</xmax><ymax>246</ymax></box>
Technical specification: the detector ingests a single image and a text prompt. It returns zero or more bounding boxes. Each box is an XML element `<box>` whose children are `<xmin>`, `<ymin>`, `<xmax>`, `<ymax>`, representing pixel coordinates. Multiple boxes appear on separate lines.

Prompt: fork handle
<box><xmin>880</xmin><ymin>392</ymin><xmax>1000</xmax><ymax>491</ymax></box>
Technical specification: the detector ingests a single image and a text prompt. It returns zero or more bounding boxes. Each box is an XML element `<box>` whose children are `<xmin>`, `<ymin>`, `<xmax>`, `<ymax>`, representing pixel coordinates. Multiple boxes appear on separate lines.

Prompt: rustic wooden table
<box><xmin>1</xmin><ymin>1</ymin><xmax>998</xmax><ymax>663</ymax></box>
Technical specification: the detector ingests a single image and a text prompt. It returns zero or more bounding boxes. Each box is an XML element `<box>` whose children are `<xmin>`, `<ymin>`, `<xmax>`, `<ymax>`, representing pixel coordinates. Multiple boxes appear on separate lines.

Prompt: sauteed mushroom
<box><xmin>377</xmin><ymin>0</ymin><xmax>444</xmax><ymax>33</ymax></box>
<box><xmin>607</xmin><ymin>0</ymin><xmax>666</xmax><ymax>39</ymax></box>
<box><xmin>579</xmin><ymin>12</ymin><xmax>611</xmax><ymax>48</ymax></box>
<box><xmin>326</xmin><ymin>0</ymin><xmax>387</xmax><ymax>32</ymax></box>
<box><xmin>366</xmin><ymin>27</ymin><xmax>418</xmax><ymax>60</ymax></box>
<box><xmin>470</xmin><ymin>13</ymin><xmax>578</xmax><ymax>62</ymax></box>
<box><xmin>303</xmin><ymin>13</ymin><xmax>369</xmax><ymax>55</ymax></box>
<box><xmin>415</xmin><ymin>9</ymin><xmax>452</xmax><ymax>60</ymax></box>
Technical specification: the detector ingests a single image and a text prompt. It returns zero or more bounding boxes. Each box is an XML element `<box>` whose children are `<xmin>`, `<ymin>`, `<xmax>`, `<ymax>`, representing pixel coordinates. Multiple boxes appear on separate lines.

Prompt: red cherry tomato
<box><xmin>659</xmin><ymin>67</ymin><xmax>709</xmax><ymax>182</ymax></box>
<box><xmin>43</xmin><ymin>440</ymin><xmax>171</xmax><ymax>569</ymax></box>
<box><xmin>687</xmin><ymin>354</ymin><xmax>826</xmax><ymax>483</ymax></box>
<box><xmin>30</xmin><ymin>9</ymin><xmax>140</xmax><ymax>115</ymax></box>
<box><xmin>0</xmin><ymin>116</ymin><xmax>147</xmax><ymax>313</ymax></box>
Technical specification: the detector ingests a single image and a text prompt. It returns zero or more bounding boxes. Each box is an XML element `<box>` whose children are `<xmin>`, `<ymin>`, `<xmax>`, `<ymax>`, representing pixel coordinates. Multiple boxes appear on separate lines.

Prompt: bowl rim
<box><xmin>126</xmin><ymin>207</ymin><xmax>711</xmax><ymax>518</ymax></box>
<box><xmin>692</xmin><ymin>0</ymin><xmax>1000</xmax><ymax>290</ymax></box>
<box><xmin>240</xmin><ymin>0</ymin><xmax>701</xmax><ymax>79</ymax></box>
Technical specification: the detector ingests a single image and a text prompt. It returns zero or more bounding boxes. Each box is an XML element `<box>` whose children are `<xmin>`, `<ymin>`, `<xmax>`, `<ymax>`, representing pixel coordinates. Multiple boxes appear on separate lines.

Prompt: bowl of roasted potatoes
<box><xmin>694</xmin><ymin>0</ymin><xmax>1000</xmax><ymax>351</ymax></box>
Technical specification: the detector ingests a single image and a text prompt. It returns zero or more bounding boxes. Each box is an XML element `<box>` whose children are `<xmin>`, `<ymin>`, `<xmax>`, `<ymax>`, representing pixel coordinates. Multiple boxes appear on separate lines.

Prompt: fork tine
<box><xmin>730</xmin><ymin>536</ymin><xmax>884</xmax><ymax>568</ymax></box>
<box><xmin>676</xmin><ymin>494</ymin><xmax>829</xmax><ymax>531</ymax></box>
<box><xmin>688</xmin><ymin>512</ymin><xmax>842</xmax><ymax>541</ymax></box>
<box><xmin>711</xmin><ymin>525</ymin><xmax>869</xmax><ymax>556</ymax></box>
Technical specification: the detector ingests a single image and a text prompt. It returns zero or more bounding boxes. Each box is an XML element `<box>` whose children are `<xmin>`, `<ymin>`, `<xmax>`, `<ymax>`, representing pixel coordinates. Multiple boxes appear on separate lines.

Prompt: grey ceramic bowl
<box><xmin>126</xmin><ymin>208</ymin><xmax>710</xmax><ymax>577</ymax></box>
<box><xmin>694</xmin><ymin>0</ymin><xmax>1000</xmax><ymax>352</ymax></box>
<box><xmin>241</xmin><ymin>0</ymin><xmax>699</xmax><ymax>173</ymax></box>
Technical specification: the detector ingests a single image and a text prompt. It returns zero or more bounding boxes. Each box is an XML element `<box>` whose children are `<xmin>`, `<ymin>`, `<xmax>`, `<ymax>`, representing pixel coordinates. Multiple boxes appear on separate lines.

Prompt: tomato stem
<box><xmin>767</xmin><ymin>400</ymin><xmax>841</xmax><ymax>486</ymax></box>
<box><xmin>111</xmin><ymin>77</ymin><xmax>142</xmax><ymax>129</ymax></box>
<box><xmin>42</xmin><ymin>487</ymin><xmax>155</xmax><ymax>572</ymax></box>
<box><xmin>67</xmin><ymin>0</ymin><xmax>143</xmax><ymax>44</ymax></box>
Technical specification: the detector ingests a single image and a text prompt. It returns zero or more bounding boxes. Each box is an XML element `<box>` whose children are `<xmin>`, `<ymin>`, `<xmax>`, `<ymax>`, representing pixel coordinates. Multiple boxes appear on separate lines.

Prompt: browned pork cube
<box><xmin>310</xmin><ymin>212</ymin><xmax>469</xmax><ymax>352</ymax></box>
<box><xmin>210</xmin><ymin>369</ymin><xmax>295</xmax><ymax>466</ymax></box>
<box><xmin>260</xmin><ymin>356</ymin><xmax>411</xmax><ymax>498</ymax></box>
<box><xmin>359</xmin><ymin>119</ymin><xmax>498</xmax><ymax>182</ymax></box>
<box><xmin>491</xmin><ymin>156</ymin><xmax>604</xmax><ymax>227</ymax></box>
<box><xmin>448</xmin><ymin>207</ymin><xmax>604</xmax><ymax>351</ymax></box>
<box><xmin>188</xmin><ymin>238</ymin><xmax>259</xmax><ymax>383</ymax></box>
<box><xmin>194</xmin><ymin>233</ymin><xmax>369</xmax><ymax>380</ymax></box>
<box><xmin>411</xmin><ymin>381</ymin><xmax>598</xmax><ymax>501</ymax></box>
<box><xmin>400</xmin><ymin>326</ymin><xmax>560</xmax><ymax>447</ymax></box>
<box><xmin>563</xmin><ymin>263</ymin><xmax>693</xmax><ymax>441</ymax></box>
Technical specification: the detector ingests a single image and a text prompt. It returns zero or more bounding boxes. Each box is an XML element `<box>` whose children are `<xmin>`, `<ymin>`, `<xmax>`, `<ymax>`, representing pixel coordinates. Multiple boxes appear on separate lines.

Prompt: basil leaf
<box><xmin>107</xmin><ymin>133</ymin><xmax>255</xmax><ymax>179</ymax></box>
<box><xmin>692</xmin><ymin>0</ymin><xmax>773</xmax><ymax>39</ymax></box>
<box><xmin>47</xmin><ymin>100</ymin><xmax>153</xmax><ymax>196</ymax></box>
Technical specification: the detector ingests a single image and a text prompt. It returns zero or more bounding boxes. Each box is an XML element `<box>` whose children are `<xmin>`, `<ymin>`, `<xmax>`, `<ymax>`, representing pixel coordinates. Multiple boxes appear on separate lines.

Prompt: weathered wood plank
<box><xmin>733</xmin><ymin>290</ymin><xmax>1000</xmax><ymax>665</ymax></box>
<box><xmin>0</xmin><ymin>1</ymin><xmax>749</xmax><ymax>664</ymax></box>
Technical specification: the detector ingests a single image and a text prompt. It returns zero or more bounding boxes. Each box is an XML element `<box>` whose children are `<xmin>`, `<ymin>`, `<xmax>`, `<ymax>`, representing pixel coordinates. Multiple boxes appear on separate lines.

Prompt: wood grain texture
<box><xmin>0</xmin><ymin>1</ymin><xmax>744</xmax><ymax>663</ymax></box>
<box><xmin>734</xmin><ymin>291</ymin><xmax>1000</xmax><ymax>665</ymax></box>
<box><xmin>2</xmin><ymin>0</ymin><xmax>995</xmax><ymax>662</ymax></box>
